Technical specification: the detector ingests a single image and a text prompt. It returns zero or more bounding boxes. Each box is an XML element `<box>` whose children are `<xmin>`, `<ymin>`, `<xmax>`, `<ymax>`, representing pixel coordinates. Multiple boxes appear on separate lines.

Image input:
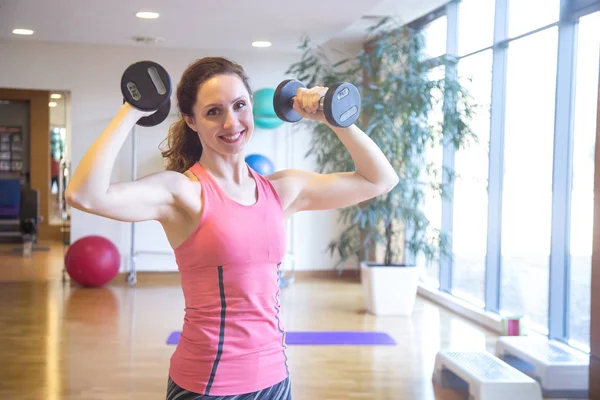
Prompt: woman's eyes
<box><xmin>206</xmin><ymin>101</ymin><xmax>246</xmax><ymax>116</ymax></box>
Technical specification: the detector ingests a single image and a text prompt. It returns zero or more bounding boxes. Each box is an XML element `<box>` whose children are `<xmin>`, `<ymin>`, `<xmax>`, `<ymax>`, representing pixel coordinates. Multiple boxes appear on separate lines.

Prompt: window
<box><xmin>458</xmin><ymin>0</ymin><xmax>496</xmax><ymax>56</ymax></box>
<box><xmin>500</xmin><ymin>27</ymin><xmax>559</xmax><ymax>331</ymax></box>
<box><xmin>422</xmin><ymin>16</ymin><xmax>448</xmax><ymax>60</ymax></box>
<box><xmin>412</xmin><ymin>0</ymin><xmax>599</xmax><ymax>355</ymax></box>
<box><xmin>416</xmin><ymin>13</ymin><xmax>447</xmax><ymax>287</ymax></box>
<box><xmin>418</xmin><ymin>66</ymin><xmax>446</xmax><ymax>287</ymax></box>
<box><xmin>568</xmin><ymin>11</ymin><xmax>600</xmax><ymax>350</ymax></box>
<box><xmin>451</xmin><ymin>50</ymin><xmax>493</xmax><ymax>307</ymax></box>
<box><xmin>508</xmin><ymin>0</ymin><xmax>560</xmax><ymax>39</ymax></box>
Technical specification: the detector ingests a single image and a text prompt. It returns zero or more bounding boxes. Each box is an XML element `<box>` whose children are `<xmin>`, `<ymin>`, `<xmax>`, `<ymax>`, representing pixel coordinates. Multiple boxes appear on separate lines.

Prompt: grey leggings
<box><xmin>166</xmin><ymin>376</ymin><xmax>292</xmax><ymax>400</ymax></box>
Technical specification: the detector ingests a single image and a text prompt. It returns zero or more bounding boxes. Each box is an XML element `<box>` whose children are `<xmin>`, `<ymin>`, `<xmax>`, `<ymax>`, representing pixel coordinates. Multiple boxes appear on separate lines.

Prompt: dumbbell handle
<box><xmin>289</xmin><ymin>83</ymin><xmax>353</xmax><ymax>112</ymax></box>
<box><xmin>289</xmin><ymin>95</ymin><xmax>325</xmax><ymax>111</ymax></box>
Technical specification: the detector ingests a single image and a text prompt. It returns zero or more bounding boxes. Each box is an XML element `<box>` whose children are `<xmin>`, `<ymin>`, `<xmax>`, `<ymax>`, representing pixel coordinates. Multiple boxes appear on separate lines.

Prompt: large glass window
<box><xmin>508</xmin><ymin>0</ymin><xmax>560</xmax><ymax>39</ymax></box>
<box><xmin>568</xmin><ymin>11</ymin><xmax>600</xmax><ymax>350</ymax></box>
<box><xmin>451</xmin><ymin>49</ymin><xmax>493</xmax><ymax>307</ymax></box>
<box><xmin>422</xmin><ymin>16</ymin><xmax>448</xmax><ymax>60</ymax></box>
<box><xmin>458</xmin><ymin>0</ymin><xmax>496</xmax><ymax>56</ymax></box>
<box><xmin>500</xmin><ymin>27</ymin><xmax>559</xmax><ymax>331</ymax></box>
<box><xmin>418</xmin><ymin>66</ymin><xmax>446</xmax><ymax>287</ymax></box>
<box><xmin>412</xmin><ymin>0</ymin><xmax>599</xmax><ymax>354</ymax></box>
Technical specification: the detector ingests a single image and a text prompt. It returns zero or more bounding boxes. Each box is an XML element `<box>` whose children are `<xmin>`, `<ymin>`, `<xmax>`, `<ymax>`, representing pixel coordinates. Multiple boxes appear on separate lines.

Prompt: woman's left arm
<box><xmin>268</xmin><ymin>86</ymin><xmax>399</xmax><ymax>214</ymax></box>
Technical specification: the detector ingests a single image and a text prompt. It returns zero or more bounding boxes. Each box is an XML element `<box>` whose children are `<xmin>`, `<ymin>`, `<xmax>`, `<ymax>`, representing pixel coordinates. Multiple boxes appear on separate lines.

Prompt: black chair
<box><xmin>8</xmin><ymin>187</ymin><xmax>49</xmax><ymax>257</ymax></box>
<box><xmin>19</xmin><ymin>187</ymin><xmax>40</xmax><ymax>241</ymax></box>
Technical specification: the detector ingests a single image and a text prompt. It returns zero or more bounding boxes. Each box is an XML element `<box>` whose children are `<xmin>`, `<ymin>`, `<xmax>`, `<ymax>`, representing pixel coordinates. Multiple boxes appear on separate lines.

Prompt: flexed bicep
<box><xmin>67</xmin><ymin>170</ymin><xmax>194</xmax><ymax>223</ymax></box>
<box><xmin>268</xmin><ymin>169</ymin><xmax>393</xmax><ymax>215</ymax></box>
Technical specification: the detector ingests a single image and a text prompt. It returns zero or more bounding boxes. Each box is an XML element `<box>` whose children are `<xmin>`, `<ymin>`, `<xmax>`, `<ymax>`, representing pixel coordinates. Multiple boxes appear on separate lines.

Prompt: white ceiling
<box><xmin>0</xmin><ymin>0</ymin><xmax>447</xmax><ymax>53</ymax></box>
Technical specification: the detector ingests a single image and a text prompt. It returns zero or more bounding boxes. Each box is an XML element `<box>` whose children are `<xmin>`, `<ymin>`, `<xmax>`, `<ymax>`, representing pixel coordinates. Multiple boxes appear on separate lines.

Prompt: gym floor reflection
<box><xmin>0</xmin><ymin>241</ymin><xmax>532</xmax><ymax>400</ymax></box>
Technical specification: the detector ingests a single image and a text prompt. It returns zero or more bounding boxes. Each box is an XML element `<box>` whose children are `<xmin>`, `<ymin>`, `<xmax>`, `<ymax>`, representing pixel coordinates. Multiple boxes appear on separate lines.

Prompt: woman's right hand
<box><xmin>123</xmin><ymin>101</ymin><xmax>159</xmax><ymax>119</ymax></box>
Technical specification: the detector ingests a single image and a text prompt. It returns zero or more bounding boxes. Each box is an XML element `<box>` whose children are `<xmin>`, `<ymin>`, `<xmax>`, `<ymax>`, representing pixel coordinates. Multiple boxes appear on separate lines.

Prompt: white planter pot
<box><xmin>360</xmin><ymin>261</ymin><xmax>419</xmax><ymax>316</ymax></box>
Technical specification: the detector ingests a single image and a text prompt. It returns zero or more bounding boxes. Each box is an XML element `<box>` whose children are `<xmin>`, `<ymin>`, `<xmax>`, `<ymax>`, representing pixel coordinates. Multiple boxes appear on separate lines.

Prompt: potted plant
<box><xmin>286</xmin><ymin>17</ymin><xmax>477</xmax><ymax>315</ymax></box>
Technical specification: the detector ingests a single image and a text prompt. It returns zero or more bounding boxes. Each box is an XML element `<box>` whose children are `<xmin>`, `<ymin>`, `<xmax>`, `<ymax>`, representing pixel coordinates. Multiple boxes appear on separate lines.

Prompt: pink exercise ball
<box><xmin>65</xmin><ymin>235</ymin><xmax>120</xmax><ymax>287</ymax></box>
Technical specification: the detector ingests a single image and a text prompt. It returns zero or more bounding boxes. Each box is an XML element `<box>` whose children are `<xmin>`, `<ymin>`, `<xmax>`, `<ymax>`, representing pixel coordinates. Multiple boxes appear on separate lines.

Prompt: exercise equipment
<box><xmin>17</xmin><ymin>188</ymin><xmax>46</xmax><ymax>257</ymax></box>
<box><xmin>121</xmin><ymin>60</ymin><xmax>172</xmax><ymax>127</ymax></box>
<box><xmin>167</xmin><ymin>330</ymin><xmax>396</xmax><ymax>346</ymax></box>
<box><xmin>120</xmin><ymin>61</ymin><xmax>173</xmax><ymax>285</ymax></box>
<box><xmin>496</xmin><ymin>336</ymin><xmax>589</xmax><ymax>398</ymax></box>
<box><xmin>283</xmin><ymin>331</ymin><xmax>396</xmax><ymax>345</ymax></box>
<box><xmin>65</xmin><ymin>235</ymin><xmax>120</xmax><ymax>287</ymax></box>
<box><xmin>252</xmin><ymin>88</ymin><xmax>284</xmax><ymax>129</ymax></box>
<box><xmin>432</xmin><ymin>351</ymin><xmax>543</xmax><ymax>400</ymax></box>
<box><xmin>0</xmin><ymin>184</ymin><xmax>47</xmax><ymax>258</ymax></box>
<box><xmin>136</xmin><ymin>99</ymin><xmax>171</xmax><ymax>127</ymax></box>
<box><xmin>245</xmin><ymin>154</ymin><xmax>275</xmax><ymax>175</ymax></box>
<box><xmin>273</xmin><ymin>79</ymin><xmax>361</xmax><ymax>128</ymax></box>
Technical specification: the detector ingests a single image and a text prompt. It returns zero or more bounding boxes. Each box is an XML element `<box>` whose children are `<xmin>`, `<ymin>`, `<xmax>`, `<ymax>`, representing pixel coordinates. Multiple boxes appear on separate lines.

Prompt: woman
<box><xmin>66</xmin><ymin>57</ymin><xmax>398</xmax><ymax>399</ymax></box>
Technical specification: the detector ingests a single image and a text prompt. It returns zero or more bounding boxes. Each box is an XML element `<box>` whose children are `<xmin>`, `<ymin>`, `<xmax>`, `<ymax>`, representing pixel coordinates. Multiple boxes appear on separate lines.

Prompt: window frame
<box><xmin>409</xmin><ymin>0</ymin><xmax>596</xmax><ymax>352</ymax></box>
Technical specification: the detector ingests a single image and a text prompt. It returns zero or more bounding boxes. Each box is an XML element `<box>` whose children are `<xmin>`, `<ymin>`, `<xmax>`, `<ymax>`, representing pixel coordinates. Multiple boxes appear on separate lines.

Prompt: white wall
<box><xmin>0</xmin><ymin>39</ymin><xmax>354</xmax><ymax>272</ymax></box>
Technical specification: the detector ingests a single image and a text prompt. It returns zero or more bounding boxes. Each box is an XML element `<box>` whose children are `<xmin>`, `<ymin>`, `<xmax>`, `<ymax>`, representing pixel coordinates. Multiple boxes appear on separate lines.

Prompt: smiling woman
<box><xmin>64</xmin><ymin>55</ymin><xmax>397</xmax><ymax>399</ymax></box>
<box><xmin>160</xmin><ymin>57</ymin><xmax>254</xmax><ymax>173</ymax></box>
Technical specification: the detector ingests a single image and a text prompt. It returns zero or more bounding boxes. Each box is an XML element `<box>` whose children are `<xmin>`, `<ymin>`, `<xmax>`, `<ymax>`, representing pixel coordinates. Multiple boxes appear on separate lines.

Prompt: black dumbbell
<box><xmin>273</xmin><ymin>79</ymin><xmax>361</xmax><ymax>128</ymax></box>
<box><xmin>123</xmin><ymin>98</ymin><xmax>171</xmax><ymax>127</ymax></box>
<box><xmin>121</xmin><ymin>61</ymin><xmax>172</xmax><ymax>127</ymax></box>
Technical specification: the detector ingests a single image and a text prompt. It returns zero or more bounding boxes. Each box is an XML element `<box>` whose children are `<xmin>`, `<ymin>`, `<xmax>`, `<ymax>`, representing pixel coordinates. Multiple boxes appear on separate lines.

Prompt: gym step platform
<box><xmin>495</xmin><ymin>336</ymin><xmax>589</xmax><ymax>398</ymax></box>
<box><xmin>432</xmin><ymin>351</ymin><xmax>543</xmax><ymax>400</ymax></box>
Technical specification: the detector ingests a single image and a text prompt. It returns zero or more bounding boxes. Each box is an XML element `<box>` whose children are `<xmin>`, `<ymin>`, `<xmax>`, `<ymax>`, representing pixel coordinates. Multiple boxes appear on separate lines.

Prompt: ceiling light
<box><xmin>50</xmin><ymin>94</ymin><xmax>62</xmax><ymax>99</ymax></box>
<box><xmin>12</xmin><ymin>28</ymin><xmax>34</xmax><ymax>35</ymax></box>
<box><xmin>136</xmin><ymin>11</ymin><xmax>159</xmax><ymax>19</ymax></box>
<box><xmin>252</xmin><ymin>41</ymin><xmax>272</xmax><ymax>48</ymax></box>
<box><xmin>48</xmin><ymin>102</ymin><xmax>57</xmax><ymax>107</ymax></box>
<box><xmin>131</xmin><ymin>35</ymin><xmax>164</xmax><ymax>44</ymax></box>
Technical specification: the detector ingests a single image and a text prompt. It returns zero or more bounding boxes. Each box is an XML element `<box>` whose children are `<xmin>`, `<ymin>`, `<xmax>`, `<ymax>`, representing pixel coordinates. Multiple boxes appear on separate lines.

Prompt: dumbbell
<box><xmin>273</xmin><ymin>79</ymin><xmax>361</xmax><ymax>128</ymax></box>
<box><xmin>121</xmin><ymin>61</ymin><xmax>172</xmax><ymax>127</ymax></box>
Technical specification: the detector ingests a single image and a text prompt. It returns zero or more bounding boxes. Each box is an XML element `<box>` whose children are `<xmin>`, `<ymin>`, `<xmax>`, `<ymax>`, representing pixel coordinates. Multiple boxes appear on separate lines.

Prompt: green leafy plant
<box><xmin>286</xmin><ymin>17</ymin><xmax>478</xmax><ymax>268</ymax></box>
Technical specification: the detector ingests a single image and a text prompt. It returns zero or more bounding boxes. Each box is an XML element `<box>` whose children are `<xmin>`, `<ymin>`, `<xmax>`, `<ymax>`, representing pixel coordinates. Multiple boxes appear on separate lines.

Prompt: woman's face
<box><xmin>186</xmin><ymin>73</ymin><xmax>254</xmax><ymax>156</ymax></box>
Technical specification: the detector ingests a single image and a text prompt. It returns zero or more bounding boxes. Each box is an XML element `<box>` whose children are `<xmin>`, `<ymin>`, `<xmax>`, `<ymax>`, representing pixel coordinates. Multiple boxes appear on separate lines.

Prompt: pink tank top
<box><xmin>168</xmin><ymin>162</ymin><xmax>289</xmax><ymax>396</ymax></box>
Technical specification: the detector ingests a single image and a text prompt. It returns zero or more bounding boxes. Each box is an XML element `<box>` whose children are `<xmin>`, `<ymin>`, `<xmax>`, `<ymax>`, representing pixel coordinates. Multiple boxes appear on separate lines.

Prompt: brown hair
<box><xmin>160</xmin><ymin>57</ymin><xmax>252</xmax><ymax>173</ymax></box>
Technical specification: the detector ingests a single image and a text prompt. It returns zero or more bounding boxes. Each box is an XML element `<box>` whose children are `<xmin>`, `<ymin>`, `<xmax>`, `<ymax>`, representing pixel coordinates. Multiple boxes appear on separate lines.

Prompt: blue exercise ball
<box><xmin>246</xmin><ymin>154</ymin><xmax>275</xmax><ymax>175</ymax></box>
<box><xmin>253</xmin><ymin>88</ymin><xmax>283</xmax><ymax>130</ymax></box>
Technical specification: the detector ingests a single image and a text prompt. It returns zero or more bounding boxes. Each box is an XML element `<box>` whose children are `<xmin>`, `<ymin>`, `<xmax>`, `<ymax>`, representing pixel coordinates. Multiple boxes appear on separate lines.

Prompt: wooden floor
<box><xmin>0</xmin><ymin>241</ymin><xmax>578</xmax><ymax>399</ymax></box>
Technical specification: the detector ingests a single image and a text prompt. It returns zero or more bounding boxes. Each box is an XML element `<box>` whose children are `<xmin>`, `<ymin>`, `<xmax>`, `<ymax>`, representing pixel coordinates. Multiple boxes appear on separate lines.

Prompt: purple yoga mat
<box><xmin>167</xmin><ymin>331</ymin><xmax>396</xmax><ymax>345</ymax></box>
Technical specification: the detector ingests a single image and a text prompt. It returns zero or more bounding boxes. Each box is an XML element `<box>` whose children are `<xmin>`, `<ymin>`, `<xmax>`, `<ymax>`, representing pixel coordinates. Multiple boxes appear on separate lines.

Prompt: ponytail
<box><xmin>160</xmin><ymin>118</ymin><xmax>203</xmax><ymax>173</ymax></box>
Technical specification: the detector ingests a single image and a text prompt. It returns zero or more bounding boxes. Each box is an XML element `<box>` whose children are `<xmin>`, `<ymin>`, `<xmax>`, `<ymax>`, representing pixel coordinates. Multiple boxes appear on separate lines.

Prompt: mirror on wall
<box><xmin>49</xmin><ymin>91</ymin><xmax>70</xmax><ymax>226</ymax></box>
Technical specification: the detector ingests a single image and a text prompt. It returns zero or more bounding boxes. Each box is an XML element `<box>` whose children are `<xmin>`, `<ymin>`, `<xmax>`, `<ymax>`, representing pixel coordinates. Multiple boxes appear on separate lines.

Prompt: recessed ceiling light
<box><xmin>136</xmin><ymin>11</ymin><xmax>159</xmax><ymax>19</ymax></box>
<box><xmin>12</xmin><ymin>28</ymin><xmax>34</xmax><ymax>35</ymax></box>
<box><xmin>50</xmin><ymin>94</ymin><xmax>62</xmax><ymax>99</ymax></box>
<box><xmin>48</xmin><ymin>102</ymin><xmax>57</xmax><ymax>107</ymax></box>
<box><xmin>252</xmin><ymin>41</ymin><xmax>272</xmax><ymax>48</ymax></box>
<box><xmin>131</xmin><ymin>35</ymin><xmax>164</xmax><ymax>44</ymax></box>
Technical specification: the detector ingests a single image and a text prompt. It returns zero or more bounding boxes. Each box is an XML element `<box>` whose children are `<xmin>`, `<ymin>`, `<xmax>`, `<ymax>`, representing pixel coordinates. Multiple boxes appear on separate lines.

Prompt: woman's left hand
<box><xmin>292</xmin><ymin>86</ymin><xmax>329</xmax><ymax>124</ymax></box>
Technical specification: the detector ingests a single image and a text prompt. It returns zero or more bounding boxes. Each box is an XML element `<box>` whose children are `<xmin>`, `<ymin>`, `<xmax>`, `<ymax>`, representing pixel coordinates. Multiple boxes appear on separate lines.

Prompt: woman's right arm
<box><xmin>66</xmin><ymin>102</ymin><xmax>192</xmax><ymax>223</ymax></box>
